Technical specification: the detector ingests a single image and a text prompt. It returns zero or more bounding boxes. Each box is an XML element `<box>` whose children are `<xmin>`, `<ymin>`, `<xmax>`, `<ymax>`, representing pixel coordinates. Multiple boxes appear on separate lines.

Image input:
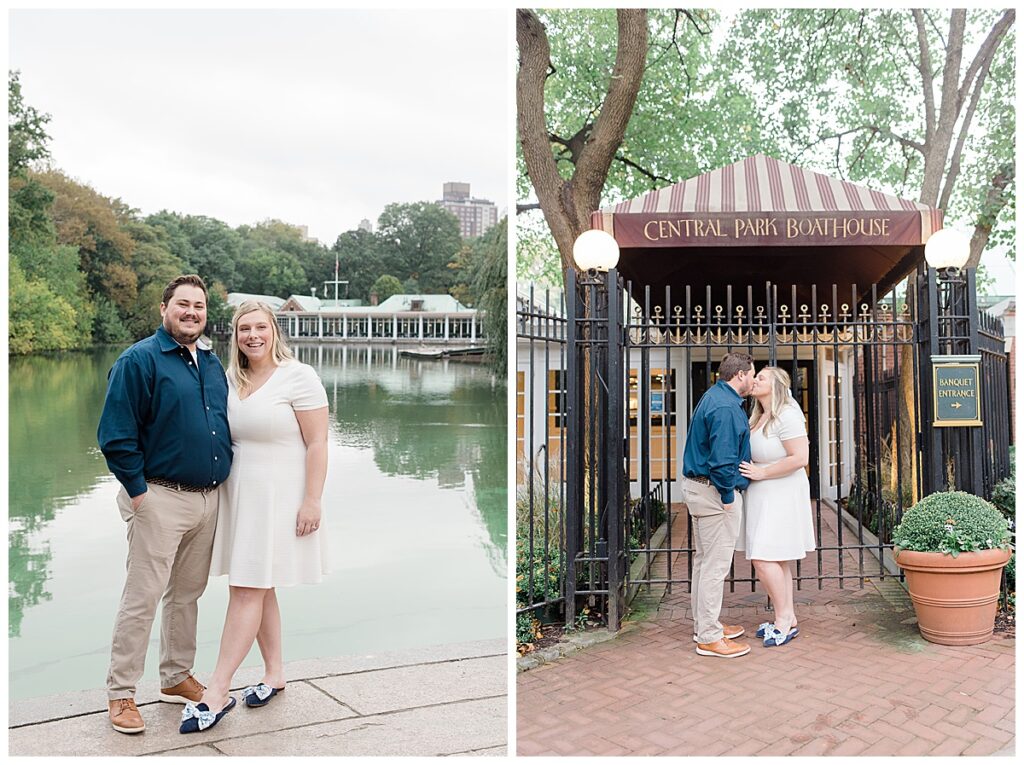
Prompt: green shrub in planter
<box><xmin>893</xmin><ymin>491</ymin><xmax>1011</xmax><ymax>557</ymax></box>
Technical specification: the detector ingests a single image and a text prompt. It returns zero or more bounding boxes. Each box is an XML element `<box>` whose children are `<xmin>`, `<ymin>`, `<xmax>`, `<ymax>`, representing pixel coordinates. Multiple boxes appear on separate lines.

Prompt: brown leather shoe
<box><xmin>109</xmin><ymin>698</ymin><xmax>145</xmax><ymax>734</ymax></box>
<box><xmin>160</xmin><ymin>674</ymin><xmax>206</xmax><ymax>704</ymax></box>
<box><xmin>695</xmin><ymin>637</ymin><xmax>751</xmax><ymax>658</ymax></box>
<box><xmin>692</xmin><ymin>623</ymin><xmax>745</xmax><ymax>642</ymax></box>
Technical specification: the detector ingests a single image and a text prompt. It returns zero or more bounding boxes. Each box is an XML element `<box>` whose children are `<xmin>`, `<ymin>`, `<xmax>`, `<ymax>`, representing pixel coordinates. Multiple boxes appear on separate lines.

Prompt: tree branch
<box><xmin>614</xmin><ymin>153</ymin><xmax>674</xmax><ymax>188</ymax></box>
<box><xmin>548</xmin><ymin>123</ymin><xmax>594</xmax><ymax>165</ymax></box>
<box><xmin>957</xmin><ymin>9</ymin><xmax>1014</xmax><ymax>109</ymax></box>
<box><xmin>516</xmin><ymin>202</ymin><xmax>543</xmax><ymax>214</ymax></box>
<box><xmin>681</xmin><ymin>9</ymin><xmax>712</xmax><ymax>36</ymax></box>
<box><xmin>939</xmin><ymin>52</ymin><xmax>992</xmax><ymax>211</ymax></box>
<box><xmin>797</xmin><ymin>125</ymin><xmax>925</xmax><ymax>161</ymax></box>
<box><xmin>912</xmin><ymin>9</ymin><xmax>936</xmax><ymax>143</ymax></box>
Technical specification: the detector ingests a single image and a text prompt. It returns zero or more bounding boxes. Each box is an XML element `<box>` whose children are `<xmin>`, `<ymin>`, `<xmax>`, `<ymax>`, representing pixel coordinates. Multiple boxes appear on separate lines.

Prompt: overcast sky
<box><xmin>9</xmin><ymin>9</ymin><xmax>509</xmax><ymax>245</ymax></box>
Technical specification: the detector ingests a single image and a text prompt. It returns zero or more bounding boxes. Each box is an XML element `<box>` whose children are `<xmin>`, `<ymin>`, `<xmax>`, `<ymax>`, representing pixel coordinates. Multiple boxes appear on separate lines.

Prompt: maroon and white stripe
<box><xmin>600</xmin><ymin>155</ymin><xmax>936</xmax><ymax>215</ymax></box>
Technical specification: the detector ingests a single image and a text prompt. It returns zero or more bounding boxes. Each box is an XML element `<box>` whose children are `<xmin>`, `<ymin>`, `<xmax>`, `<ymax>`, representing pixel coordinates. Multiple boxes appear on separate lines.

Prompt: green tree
<box><xmin>237</xmin><ymin>246</ymin><xmax>307</xmax><ymax>297</ymax></box>
<box><xmin>470</xmin><ymin>218</ymin><xmax>508</xmax><ymax>370</ymax></box>
<box><xmin>8</xmin><ymin>260</ymin><xmax>79</xmax><ymax>354</ymax></box>
<box><xmin>239</xmin><ymin>219</ymin><xmax>331</xmax><ymax>293</ymax></box>
<box><xmin>518</xmin><ymin>9</ymin><xmax>650</xmax><ymax>274</ymax></box>
<box><xmin>370</xmin><ymin>274</ymin><xmax>402</xmax><ymax>304</ymax></box>
<box><xmin>120</xmin><ymin>219</ymin><xmax>187</xmax><ymax>338</ymax></box>
<box><xmin>91</xmin><ymin>296</ymin><xmax>132</xmax><ymax>344</ymax></box>
<box><xmin>34</xmin><ymin>170</ymin><xmax>138</xmax><ymax>317</ymax></box>
<box><xmin>517</xmin><ymin>9</ymin><xmax>1015</xmax><ymax>281</ymax></box>
<box><xmin>207</xmin><ymin>280</ymin><xmax>233</xmax><ymax>327</ymax></box>
<box><xmin>447</xmin><ymin>240</ymin><xmax>478</xmax><ymax>307</ymax></box>
<box><xmin>176</xmin><ymin>214</ymin><xmax>245</xmax><ymax>289</ymax></box>
<box><xmin>723</xmin><ymin>9</ymin><xmax>1015</xmax><ymax>263</ymax></box>
<box><xmin>8</xmin><ymin>71</ymin><xmax>50</xmax><ymax>178</ymax></box>
<box><xmin>8</xmin><ymin>72</ymin><xmax>95</xmax><ymax>351</ymax></box>
<box><xmin>332</xmin><ymin>228</ymin><xmax>383</xmax><ymax>302</ymax></box>
<box><xmin>376</xmin><ymin>202</ymin><xmax>463</xmax><ymax>294</ymax></box>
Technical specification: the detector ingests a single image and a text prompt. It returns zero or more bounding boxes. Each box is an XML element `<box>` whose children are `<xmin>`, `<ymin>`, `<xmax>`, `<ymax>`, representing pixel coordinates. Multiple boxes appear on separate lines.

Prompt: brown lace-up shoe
<box><xmin>692</xmin><ymin>624</ymin><xmax>745</xmax><ymax>642</ymax></box>
<box><xmin>160</xmin><ymin>674</ymin><xmax>206</xmax><ymax>704</ymax></box>
<box><xmin>695</xmin><ymin>637</ymin><xmax>751</xmax><ymax>658</ymax></box>
<box><xmin>109</xmin><ymin>698</ymin><xmax>145</xmax><ymax>734</ymax></box>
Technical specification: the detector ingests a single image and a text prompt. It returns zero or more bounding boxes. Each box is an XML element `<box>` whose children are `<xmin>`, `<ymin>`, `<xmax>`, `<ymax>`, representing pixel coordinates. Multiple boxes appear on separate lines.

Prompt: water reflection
<box><xmin>9</xmin><ymin>343</ymin><xmax>506</xmax><ymax>696</ymax></box>
<box><xmin>293</xmin><ymin>344</ymin><xmax>507</xmax><ymax>563</ymax></box>
<box><xmin>9</xmin><ymin>350</ymin><xmax>115</xmax><ymax>637</ymax></box>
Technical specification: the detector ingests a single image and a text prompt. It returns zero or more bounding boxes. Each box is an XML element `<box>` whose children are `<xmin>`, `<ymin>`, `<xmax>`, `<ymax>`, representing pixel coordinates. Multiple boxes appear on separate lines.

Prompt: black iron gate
<box><xmin>516</xmin><ymin>266</ymin><xmax>1011</xmax><ymax>633</ymax></box>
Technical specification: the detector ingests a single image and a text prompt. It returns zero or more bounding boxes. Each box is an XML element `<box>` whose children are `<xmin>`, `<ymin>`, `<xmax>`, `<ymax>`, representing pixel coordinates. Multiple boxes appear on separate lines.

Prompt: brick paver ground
<box><xmin>517</xmin><ymin>505</ymin><xmax>1015</xmax><ymax>756</ymax></box>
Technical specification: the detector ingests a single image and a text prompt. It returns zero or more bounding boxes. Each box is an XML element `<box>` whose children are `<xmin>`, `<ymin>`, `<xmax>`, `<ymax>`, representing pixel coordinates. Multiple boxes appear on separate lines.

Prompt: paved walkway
<box><xmin>517</xmin><ymin>507</ymin><xmax>1015</xmax><ymax>756</ymax></box>
<box><xmin>10</xmin><ymin>639</ymin><xmax>506</xmax><ymax>757</ymax></box>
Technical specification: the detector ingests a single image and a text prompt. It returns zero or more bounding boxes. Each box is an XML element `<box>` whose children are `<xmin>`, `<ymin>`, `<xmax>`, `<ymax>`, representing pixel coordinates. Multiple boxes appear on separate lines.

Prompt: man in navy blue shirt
<box><xmin>98</xmin><ymin>275</ymin><xmax>232</xmax><ymax>733</ymax></box>
<box><xmin>681</xmin><ymin>352</ymin><xmax>754</xmax><ymax>658</ymax></box>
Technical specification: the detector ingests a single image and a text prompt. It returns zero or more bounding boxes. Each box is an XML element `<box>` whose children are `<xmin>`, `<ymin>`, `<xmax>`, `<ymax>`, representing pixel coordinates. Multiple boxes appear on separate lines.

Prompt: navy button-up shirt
<box><xmin>97</xmin><ymin>325</ymin><xmax>232</xmax><ymax>497</ymax></box>
<box><xmin>682</xmin><ymin>379</ymin><xmax>751</xmax><ymax>504</ymax></box>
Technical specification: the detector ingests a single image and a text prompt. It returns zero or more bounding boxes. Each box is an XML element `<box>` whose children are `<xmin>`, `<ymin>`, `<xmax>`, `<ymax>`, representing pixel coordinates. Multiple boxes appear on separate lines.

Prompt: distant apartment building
<box><xmin>296</xmin><ymin>225</ymin><xmax>319</xmax><ymax>243</ymax></box>
<box><xmin>437</xmin><ymin>182</ymin><xmax>498</xmax><ymax>238</ymax></box>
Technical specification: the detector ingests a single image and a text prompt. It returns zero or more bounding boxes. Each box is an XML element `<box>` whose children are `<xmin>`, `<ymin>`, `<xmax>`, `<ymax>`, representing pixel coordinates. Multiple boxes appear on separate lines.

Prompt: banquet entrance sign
<box><xmin>932</xmin><ymin>356</ymin><xmax>982</xmax><ymax>427</ymax></box>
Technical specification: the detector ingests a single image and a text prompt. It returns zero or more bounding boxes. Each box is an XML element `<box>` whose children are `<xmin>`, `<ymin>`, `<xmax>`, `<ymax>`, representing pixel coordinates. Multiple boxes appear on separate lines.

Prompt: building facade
<box><xmin>227</xmin><ymin>292</ymin><xmax>484</xmax><ymax>346</ymax></box>
<box><xmin>437</xmin><ymin>181</ymin><xmax>498</xmax><ymax>238</ymax></box>
<box><xmin>516</xmin><ymin>157</ymin><xmax>1013</xmax><ymax>631</ymax></box>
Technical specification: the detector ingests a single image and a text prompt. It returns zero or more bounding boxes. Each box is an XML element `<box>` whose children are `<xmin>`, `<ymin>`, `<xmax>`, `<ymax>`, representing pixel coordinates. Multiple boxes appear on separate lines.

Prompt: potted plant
<box><xmin>893</xmin><ymin>491</ymin><xmax>1012</xmax><ymax>646</ymax></box>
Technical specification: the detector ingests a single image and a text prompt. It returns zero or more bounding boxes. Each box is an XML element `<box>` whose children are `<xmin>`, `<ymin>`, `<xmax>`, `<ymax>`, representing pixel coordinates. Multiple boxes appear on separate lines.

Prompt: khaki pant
<box><xmin>683</xmin><ymin>478</ymin><xmax>743</xmax><ymax>644</ymax></box>
<box><xmin>107</xmin><ymin>483</ymin><xmax>219</xmax><ymax>700</ymax></box>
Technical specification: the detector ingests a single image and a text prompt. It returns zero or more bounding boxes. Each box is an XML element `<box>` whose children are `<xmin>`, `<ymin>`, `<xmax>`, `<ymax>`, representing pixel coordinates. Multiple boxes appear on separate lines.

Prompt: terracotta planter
<box><xmin>895</xmin><ymin>547</ymin><xmax>1011</xmax><ymax>646</ymax></box>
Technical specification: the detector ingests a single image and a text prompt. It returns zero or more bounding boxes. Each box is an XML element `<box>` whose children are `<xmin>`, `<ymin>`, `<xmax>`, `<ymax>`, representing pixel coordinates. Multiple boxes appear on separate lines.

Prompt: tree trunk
<box><xmin>966</xmin><ymin>163</ymin><xmax>1014</xmax><ymax>269</ymax></box>
<box><xmin>517</xmin><ymin>9</ymin><xmax>648</xmax><ymax>274</ymax></box>
<box><xmin>899</xmin><ymin>9</ymin><xmax>1013</xmax><ymax>502</ymax></box>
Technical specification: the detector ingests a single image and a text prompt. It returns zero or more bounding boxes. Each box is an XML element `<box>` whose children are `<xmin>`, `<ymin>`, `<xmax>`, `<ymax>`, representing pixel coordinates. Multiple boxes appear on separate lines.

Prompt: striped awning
<box><xmin>591</xmin><ymin>155</ymin><xmax>942</xmax><ymax>248</ymax></box>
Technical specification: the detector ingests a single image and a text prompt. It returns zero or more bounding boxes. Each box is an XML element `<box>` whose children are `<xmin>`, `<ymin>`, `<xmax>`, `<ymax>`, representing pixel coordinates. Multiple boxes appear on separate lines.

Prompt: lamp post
<box><xmin>924</xmin><ymin>227</ymin><xmax>971</xmax><ymax>282</ymax></box>
<box><xmin>566</xmin><ymin>228</ymin><xmax>625</xmax><ymax>629</ymax></box>
<box><xmin>924</xmin><ymin>228</ymin><xmax>972</xmax><ymax>352</ymax></box>
<box><xmin>572</xmin><ymin>229</ymin><xmax>620</xmax><ymax>274</ymax></box>
<box><xmin>922</xmin><ymin>226</ymin><xmax>983</xmax><ymax>496</ymax></box>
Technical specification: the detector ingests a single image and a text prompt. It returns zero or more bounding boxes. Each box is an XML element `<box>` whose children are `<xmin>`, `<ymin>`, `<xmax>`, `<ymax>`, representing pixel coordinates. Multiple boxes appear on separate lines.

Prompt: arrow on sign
<box><xmin>951</xmin><ymin>402</ymin><xmax>962</xmax><ymax>409</ymax></box>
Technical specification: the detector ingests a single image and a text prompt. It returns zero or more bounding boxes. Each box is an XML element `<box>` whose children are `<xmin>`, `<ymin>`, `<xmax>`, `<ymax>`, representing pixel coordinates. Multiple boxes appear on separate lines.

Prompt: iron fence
<box><xmin>517</xmin><ymin>266</ymin><xmax>1012</xmax><ymax>631</ymax></box>
<box><xmin>516</xmin><ymin>286</ymin><xmax>568</xmax><ymax>625</ymax></box>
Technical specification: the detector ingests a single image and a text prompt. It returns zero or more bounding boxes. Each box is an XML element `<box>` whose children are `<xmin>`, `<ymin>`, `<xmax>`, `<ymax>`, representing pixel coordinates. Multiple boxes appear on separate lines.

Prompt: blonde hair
<box><xmin>227</xmin><ymin>300</ymin><xmax>294</xmax><ymax>395</ymax></box>
<box><xmin>749</xmin><ymin>366</ymin><xmax>802</xmax><ymax>435</ymax></box>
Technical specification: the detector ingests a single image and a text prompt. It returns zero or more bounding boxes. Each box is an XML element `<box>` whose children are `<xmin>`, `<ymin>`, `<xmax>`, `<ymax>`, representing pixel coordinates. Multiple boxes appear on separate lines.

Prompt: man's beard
<box><xmin>166</xmin><ymin>318</ymin><xmax>204</xmax><ymax>345</ymax></box>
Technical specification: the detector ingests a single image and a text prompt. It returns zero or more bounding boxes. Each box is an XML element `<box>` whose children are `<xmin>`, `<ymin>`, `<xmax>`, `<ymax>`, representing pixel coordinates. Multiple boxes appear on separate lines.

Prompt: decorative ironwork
<box><xmin>516</xmin><ymin>267</ymin><xmax>1011</xmax><ymax>633</ymax></box>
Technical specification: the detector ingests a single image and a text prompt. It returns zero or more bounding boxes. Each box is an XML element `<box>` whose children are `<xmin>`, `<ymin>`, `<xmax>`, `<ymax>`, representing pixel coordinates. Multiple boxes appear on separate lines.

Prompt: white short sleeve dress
<box><xmin>743</xmin><ymin>402</ymin><xmax>817</xmax><ymax>561</ymax></box>
<box><xmin>210</xmin><ymin>360</ymin><xmax>330</xmax><ymax>587</ymax></box>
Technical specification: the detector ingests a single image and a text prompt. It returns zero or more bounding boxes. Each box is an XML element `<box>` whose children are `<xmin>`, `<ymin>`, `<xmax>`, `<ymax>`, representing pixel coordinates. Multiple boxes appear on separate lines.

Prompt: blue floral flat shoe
<box><xmin>243</xmin><ymin>683</ymin><xmax>285</xmax><ymax>708</ymax></box>
<box><xmin>757</xmin><ymin>621</ymin><xmax>798</xmax><ymax>638</ymax></box>
<box><xmin>763</xmin><ymin>625</ymin><xmax>799</xmax><ymax>647</ymax></box>
<box><xmin>180</xmin><ymin>695</ymin><xmax>236</xmax><ymax>733</ymax></box>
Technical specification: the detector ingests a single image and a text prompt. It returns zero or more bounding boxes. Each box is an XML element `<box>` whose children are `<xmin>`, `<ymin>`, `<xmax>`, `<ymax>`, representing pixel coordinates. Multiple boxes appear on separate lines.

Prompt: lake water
<box><xmin>8</xmin><ymin>343</ymin><xmax>507</xmax><ymax>701</ymax></box>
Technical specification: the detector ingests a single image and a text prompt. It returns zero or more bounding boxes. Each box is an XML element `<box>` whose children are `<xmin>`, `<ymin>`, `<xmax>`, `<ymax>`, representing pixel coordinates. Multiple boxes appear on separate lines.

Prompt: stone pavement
<box><xmin>517</xmin><ymin>506</ymin><xmax>1015</xmax><ymax>756</ymax></box>
<box><xmin>10</xmin><ymin>639</ymin><xmax>506</xmax><ymax>757</ymax></box>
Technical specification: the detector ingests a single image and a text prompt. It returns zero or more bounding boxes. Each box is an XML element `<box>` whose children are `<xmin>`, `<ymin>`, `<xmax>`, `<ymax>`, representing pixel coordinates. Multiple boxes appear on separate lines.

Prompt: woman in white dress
<box><xmin>738</xmin><ymin>366</ymin><xmax>815</xmax><ymax>648</ymax></box>
<box><xmin>181</xmin><ymin>300</ymin><xmax>328</xmax><ymax>733</ymax></box>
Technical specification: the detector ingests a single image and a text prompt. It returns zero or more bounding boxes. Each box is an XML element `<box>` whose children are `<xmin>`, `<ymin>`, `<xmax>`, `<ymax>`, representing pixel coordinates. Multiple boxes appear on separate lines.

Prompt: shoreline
<box><xmin>9</xmin><ymin>638</ymin><xmax>507</xmax><ymax>757</ymax></box>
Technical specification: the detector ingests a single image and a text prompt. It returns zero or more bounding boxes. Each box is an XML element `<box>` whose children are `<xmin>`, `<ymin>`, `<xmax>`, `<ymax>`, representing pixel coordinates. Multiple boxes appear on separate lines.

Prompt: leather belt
<box><xmin>147</xmin><ymin>477</ymin><xmax>216</xmax><ymax>493</ymax></box>
<box><xmin>686</xmin><ymin>475</ymin><xmax>712</xmax><ymax>486</ymax></box>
